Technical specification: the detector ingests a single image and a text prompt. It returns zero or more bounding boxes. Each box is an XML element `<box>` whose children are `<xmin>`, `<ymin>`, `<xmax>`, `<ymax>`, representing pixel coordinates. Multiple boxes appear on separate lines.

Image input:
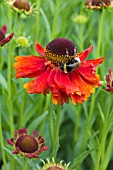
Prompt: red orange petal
<box><xmin>71</xmin><ymin>70</ymin><xmax>95</xmax><ymax>96</ymax></box>
<box><xmin>78</xmin><ymin>64</ymin><xmax>96</xmax><ymax>77</ymax></box>
<box><xmin>48</xmin><ymin>68</ymin><xmax>59</xmax><ymax>91</ymax></box>
<box><xmin>14</xmin><ymin>55</ymin><xmax>46</xmax><ymax>78</ymax></box>
<box><xmin>52</xmin><ymin>95</ymin><xmax>59</xmax><ymax>105</ymax></box>
<box><xmin>55</xmin><ymin>69</ymin><xmax>79</xmax><ymax>94</ymax></box>
<box><xmin>35</xmin><ymin>43</ymin><xmax>45</xmax><ymax>56</ymax></box>
<box><xmin>24</xmin><ymin>80</ymin><xmax>36</xmax><ymax>94</ymax></box>
<box><xmin>52</xmin><ymin>90</ymin><xmax>69</xmax><ymax>105</ymax></box>
<box><xmin>70</xmin><ymin>93</ymin><xmax>88</xmax><ymax>105</ymax></box>
<box><xmin>79</xmin><ymin>45</ymin><xmax>93</xmax><ymax>61</ymax></box>
<box><xmin>85</xmin><ymin>57</ymin><xmax>104</xmax><ymax>67</ymax></box>
<box><xmin>34</xmin><ymin>68</ymin><xmax>52</xmax><ymax>93</ymax></box>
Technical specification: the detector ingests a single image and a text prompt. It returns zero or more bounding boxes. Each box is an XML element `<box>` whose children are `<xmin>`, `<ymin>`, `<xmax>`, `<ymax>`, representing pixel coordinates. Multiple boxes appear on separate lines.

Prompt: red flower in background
<box><xmin>14</xmin><ymin>38</ymin><xmax>104</xmax><ymax>105</ymax></box>
<box><xmin>7</xmin><ymin>128</ymin><xmax>48</xmax><ymax>158</ymax></box>
<box><xmin>0</xmin><ymin>25</ymin><xmax>14</xmax><ymax>46</ymax></box>
<box><xmin>105</xmin><ymin>68</ymin><xmax>113</xmax><ymax>92</ymax></box>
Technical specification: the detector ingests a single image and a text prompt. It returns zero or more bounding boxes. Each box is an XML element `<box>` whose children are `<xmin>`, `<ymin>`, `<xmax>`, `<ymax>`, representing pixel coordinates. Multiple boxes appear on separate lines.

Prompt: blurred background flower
<box><xmin>105</xmin><ymin>68</ymin><xmax>113</xmax><ymax>92</ymax></box>
<box><xmin>85</xmin><ymin>0</ymin><xmax>113</xmax><ymax>9</ymax></box>
<box><xmin>72</xmin><ymin>14</ymin><xmax>88</xmax><ymax>25</ymax></box>
<box><xmin>6</xmin><ymin>0</ymin><xmax>37</xmax><ymax>17</ymax></box>
<box><xmin>15</xmin><ymin>35</ymin><xmax>31</xmax><ymax>47</ymax></box>
<box><xmin>38</xmin><ymin>158</ymin><xmax>71</xmax><ymax>170</ymax></box>
<box><xmin>7</xmin><ymin>128</ymin><xmax>48</xmax><ymax>158</ymax></box>
<box><xmin>0</xmin><ymin>25</ymin><xmax>14</xmax><ymax>47</ymax></box>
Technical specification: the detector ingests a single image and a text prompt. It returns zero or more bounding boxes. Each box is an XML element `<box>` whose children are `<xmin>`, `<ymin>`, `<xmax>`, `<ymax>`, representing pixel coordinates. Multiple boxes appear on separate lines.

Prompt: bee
<box><xmin>60</xmin><ymin>47</ymin><xmax>81</xmax><ymax>73</ymax></box>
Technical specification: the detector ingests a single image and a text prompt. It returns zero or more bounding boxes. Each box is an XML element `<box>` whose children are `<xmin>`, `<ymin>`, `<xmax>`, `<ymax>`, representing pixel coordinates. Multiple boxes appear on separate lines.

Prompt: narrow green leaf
<box><xmin>27</xmin><ymin>111</ymin><xmax>48</xmax><ymax>133</ymax></box>
<box><xmin>2</xmin><ymin>146</ymin><xmax>22</xmax><ymax>166</ymax></box>
<box><xmin>70</xmin><ymin>149</ymin><xmax>97</xmax><ymax>169</ymax></box>
<box><xmin>0</xmin><ymin>74</ymin><xmax>7</xmax><ymax>90</ymax></box>
<box><xmin>40</xmin><ymin>8</ymin><xmax>51</xmax><ymax>41</ymax></box>
<box><xmin>48</xmin><ymin>102</ymin><xmax>56</xmax><ymax>147</ymax></box>
<box><xmin>97</xmin><ymin>103</ymin><xmax>105</xmax><ymax>124</ymax></box>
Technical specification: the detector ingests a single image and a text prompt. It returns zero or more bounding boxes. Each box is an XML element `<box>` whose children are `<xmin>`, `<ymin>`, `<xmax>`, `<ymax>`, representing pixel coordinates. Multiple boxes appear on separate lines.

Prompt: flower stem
<box><xmin>99</xmin><ymin>131</ymin><xmax>113</xmax><ymax>170</ymax></box>
<box><xmin>0</xmin><ymin>107</ymin><xmax>7</xmax><ymax>170</ymax></box>
<box><xmin>0</xmin><ymin>50</ymin><xmax>5</xmax><ymax>72</ymax></box>
<box><xmin>19</xmin><ymin>84</ymin><xmax>25</xmax><ymax>128</ymax></box>
<box><xmin>73</xmin><ymin>104</ymin><xmax>82</xmax><ymax>145</ymax></box>
<box><xmin>7</xmin><ymin>13</ymin><xmax>18</xmax><ymax>136</ymax></box>
<box><xmin>80</xmin><ymin>94</ymin><xmax>95</xmax><ymax>151</ymax></box>
<box><xmin>96</xmin><ymin>10</ymin><xmax>104</xmax><ymax>58</ymax></box>
<box><xmin>55</xmin><ymin>103</ymin><xmax>61</xmax><ymax>141</ymax></box>
<box><xmin>7</xmin><ymin>44</ymin><xmax>14</xmax><ymax>136</ymax></box>
<box><xmin>54</xmin><ymin>103</ymin><xmax>61</xmax><ymax>158</ymax></box>
<box><xmin>22</xmin><ymin>158</ymin><xmax>27</xmax><ymax>170</ymax></box>
<box><xmin>40</xmin><ymin>94</ymin><xmax>51</xmax><ymax>133</ymax></box>
<box><xmin>50</xmin><ymin>103</ymin><xmax>61</xmax><ymax>158</ymax></box>
<box><xmin>94</xmin><ymin>108</ymin><xmax>113</xmax><ymax>170</ymax></box>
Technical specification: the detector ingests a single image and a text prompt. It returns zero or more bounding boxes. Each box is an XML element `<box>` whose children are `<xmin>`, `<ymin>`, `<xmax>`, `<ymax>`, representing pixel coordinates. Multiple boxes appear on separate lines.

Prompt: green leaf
<box><xmin>48</xmin><ymin>102</ymin><xmax>56</xmax><ymax>148</ymax></box>
<box><xmin>0</xmin><ymin>73</ymin><xmax>7</xmax><ymax>90</ymax></box>
<box><xmin>70</xmin><ymin>149</ymin><xmax>97</xmax><ymax>169</ymax></box>
<box><xmin>2</xmin><ymin>146</ymin><xmax>22</xmax><ymax>165</ymax></box>
<box><xmin>97</xmin><ymin>102</ymin><xmax>105</xmax><ymax>124</ymax></box>
<box><xmin>40</xmin><ymin>8</ymin><xmax>51</xmax><ymax>41</ymax></box>
<box><xmin>27</xmin><ymin>111</ymin><xmax>48</xmax><ymax>133</ymax></box>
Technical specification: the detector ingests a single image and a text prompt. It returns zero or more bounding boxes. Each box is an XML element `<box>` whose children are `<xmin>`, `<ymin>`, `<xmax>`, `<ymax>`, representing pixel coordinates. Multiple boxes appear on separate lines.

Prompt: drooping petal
<box><xmin>24</xmin><ymin>80</ymin><xmax>36</xmax><ymax>94</ymax></box>
<box><xmin>71</xmin><ymin>70</ymin><xmax>95</xmax><ymax>96</ymax></box>
<box><xmin>52</xmin><ymin>90</ymin><xmax>69</xmax><ymax>105</ymax></box>
<box><xmin>48</xmin><ymin>68</ymin><xmax>59</xmax><ymax>92</ymax></box>
<box><xmin>26</xmin><ymin>153</ymin><xmax>39</xmax><ymax>158</ymax></box>
<box><xmin>85</xmin><ymin>57</ymin><xmax>104</xmax><ymax>68</ymax></box>
<box><xmin>12</xmin><ymin>147</ymin><xmax>20</xmax><ymax>154</ymax></box>
<box><xmin>52</xmin><ymin>94</ymin><xmax>59</xmax><ymax>105</ymax></box>
<box><xmin>0</xmin><ymin>32</ymin><xmax>14</xmax><ymax>46</ymax></box>
<box><xmin>35</xmin><ymin>43</ymin><xmax>45</xmax><ymax>56</ymax></box>
<box><xmin>19</xmin><ymin>128</ymin><xmax>28</xmax><ymax>136</ymax></box>
<box><xmin>78</xmin><ymin>45</ymin><xmax>93</xmax><ymax>61</ymax></box>
<box><xmin>77</xmin><ymin>60</ymin><xmax>102</xmax><ymax>85</ymax></box>
<box><xmin>55</xmin><ymin>69</ymin><xmax>79</xmax><ymax>94</ymax></box>
<box><xmin>34</xmin><ymin>68</ymin><xmax>52</xmax><ymax>93</ymax></box>
<box><xmin>47</xmin><ymin>68</ymin><xmax>69</xmax><ymax>105</ymax></box>
<box><xmin>78</xmin><ymin>68</ymin><xmax>101</xmax><ymax>85</ymax></box>
<box><xmin>31</xmin><ymin>130</ymin><xmax>39</xmax><ymax>137</ymax></box>
<box><xmin>2</xmin><ymin>25</ymin><xmax>7</xmax><ymax>35</ymax></box>
<box><xmin>70</xmin><ymin>93</ymin><xmax>87</xmax><ymax>105</ymax></box>
<box><xmin>14</xmin><ymin>130</ymin><xmax>19</xmax><ymax>139</ymax></box>
<box><xmin>43</xmin><ymin>87</ymin><xmax>50</xmax><ymax>96</ymax></box>
<box><xmin>78</xmin><ymin>64</ymin><xmax>96</xmax><ymax>76</ymax></box>
<box><xmin>14</xmin><ymin>55</ymin><xmax>46</xmax><ymax>78</ymax></box>
<box><xmin>58</xmin><ymin>90</ymin><xmax>69</xmax><ymax>105</ymax></box>
<box><xmin>7</xmin><ymin>138</ymin><xmax>15</xmax><ymax>146</ymax></box>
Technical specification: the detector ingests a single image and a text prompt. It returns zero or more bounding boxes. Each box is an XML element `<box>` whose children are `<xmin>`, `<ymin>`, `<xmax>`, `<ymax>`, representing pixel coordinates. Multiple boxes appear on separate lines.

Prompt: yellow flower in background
<box><xmin>38</xmin><ymin>158</ymin><xmax>71</xmax><ymax>170</ymax></box>
<box><xmin>6</xmin><ymin>0</ymin><xmax>36</xmax><ymax>17</ymax></box>
<box><xmin>15</xmin><ymin>36</ymin><xmax>31</xmax><ymax>47</ymax></box>
<box><xmin>72</xmin><ymin>14</ymin><xmax>88</xmax><ymax>24</ymax></box>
